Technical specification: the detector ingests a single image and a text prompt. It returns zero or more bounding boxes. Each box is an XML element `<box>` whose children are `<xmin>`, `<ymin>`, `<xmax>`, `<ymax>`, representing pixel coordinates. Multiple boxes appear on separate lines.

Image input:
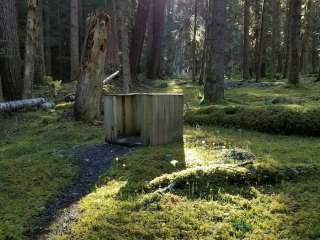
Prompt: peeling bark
<box><xmin>74</xmin><ymin>10</ymin><xmax>109</xmax><ymax>121</ymax></box>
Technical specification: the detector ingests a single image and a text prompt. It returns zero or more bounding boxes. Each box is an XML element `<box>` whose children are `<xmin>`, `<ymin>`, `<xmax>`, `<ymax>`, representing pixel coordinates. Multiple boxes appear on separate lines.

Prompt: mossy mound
<box><xmin>145</xmin><ymin>163</ymin><xmax>318</xmax><ymax>194</ymax></box>
<box><xmin>186</xmin><ymin>105</ymin><xmax>320</xmax><ymax>136</ymax></box>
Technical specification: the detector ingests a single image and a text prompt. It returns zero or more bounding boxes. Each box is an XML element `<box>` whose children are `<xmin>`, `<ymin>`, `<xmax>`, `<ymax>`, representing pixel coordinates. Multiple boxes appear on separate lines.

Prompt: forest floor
<box><xmin>0</xmin><ymin>76</ymin><xmax>320</xmax><ymax>239</ymax></box>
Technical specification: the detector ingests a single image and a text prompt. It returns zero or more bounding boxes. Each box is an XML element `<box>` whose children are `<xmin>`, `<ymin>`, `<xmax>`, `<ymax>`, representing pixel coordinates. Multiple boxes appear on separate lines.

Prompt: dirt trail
<box><xmin>25</xmin><ymin>143</ymin><xmax>132</xmax><ymax>239</ymax></box>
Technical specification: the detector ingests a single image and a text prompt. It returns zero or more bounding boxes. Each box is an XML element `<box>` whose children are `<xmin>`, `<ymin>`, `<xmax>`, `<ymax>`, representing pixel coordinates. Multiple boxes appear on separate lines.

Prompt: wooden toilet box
<box><xmin>104</xmin><ymin>93</ymin><xmax>184</xmax><ymax>146</ymax></box>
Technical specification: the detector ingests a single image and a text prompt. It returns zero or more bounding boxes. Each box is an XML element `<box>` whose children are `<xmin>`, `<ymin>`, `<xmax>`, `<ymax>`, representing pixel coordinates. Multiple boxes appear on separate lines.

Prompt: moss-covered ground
<box><xmin>1</xmin><ymin>77</ymin><xmax>320</xmax><ymax>239</ymax></box>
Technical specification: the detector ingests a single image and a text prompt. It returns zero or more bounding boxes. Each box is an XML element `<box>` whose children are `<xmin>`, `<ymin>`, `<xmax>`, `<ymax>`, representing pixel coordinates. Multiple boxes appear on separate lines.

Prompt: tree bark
<box><xmin>117</xmin><ymin>0</ymin><xmax>131</xmax><ymax>93</ymax></box>
<box><xmin>192</xmin><ymin>0</ymin><xmax>198</xmax><ymax>82</ymax></box>
<box><xmin>243</xmin><ymin>0</ymin><xmax>250</xmax><ymax>80</ymax></box>
<box><xmin>70</xmin><ymin>0</ymin><xmax>80</xmax><ymax>81</ymax></box>
<box><xmin>23</xmin><ymin>0</ymin><xmax>39</xmax><ymax>99</ymax></box>
<box><xmin>34</xmin><ymin>0</ymin><xmax>45</xmax><ymax>84</ymax></box>
<box><xmin>0</xmin><ymin>76</ymin><xmax>3</xmax><ymax>102</ymax></box>
<box><xmin>74</xmin><ymin>10</ymin><xmax>109</xmax><ymax>121</ymax></box>
<box><xmin>203</xmin><ymin>0</ymin><xmax>226</xmax><ymax>103</ymax></box>
<box><xmin>44</xmin><ymin>0</ymin><xmax>52</xmax><ymax>75</ymax></box>
<box><xmin>0</xmin><ymin>0</ymin><xmax>23</xmax><ymax>100</ymax></box>
<box><xmin>130</xmin><ymin>0</ymin><xmax>151</xmax><ymax>82</ymax></box>
<box><xmin>255</xmin><ymin>0</ymin><xmax>266</xmax><ymax>82</ymax></box>
<box><xmin>288</xmin><ymin>0</ymin><xmax>301</xmax><ymax>85</ymax></box>
<box><xmin>147</xmin><ymin>0</ymin><xmax>168</xmax><ymax>80</ymax></box>
<box><xmin>271</xmin><ymin>0</ymin><xmax>281</xmax><ymax>78</ymax></box>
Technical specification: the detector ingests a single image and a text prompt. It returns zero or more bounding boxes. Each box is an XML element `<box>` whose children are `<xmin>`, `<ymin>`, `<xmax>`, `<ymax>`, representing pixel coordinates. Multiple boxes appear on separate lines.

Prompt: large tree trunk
<box><xmin>70</xmin><ymin>0</ymin><xmax>80</xmax><ymax>81</ymax></box>
<box><xmin>105</xmin><ymin>0</ymin><xmax>120</xmax><ymax>74</ymax></box>
<box><xmin>192</xmin><ymin>0</ymin><xmax>198</xmax><ymax>82</ymax></box>
<box><xmin>130</xmin><ymin>0</ymin><xmax>151</xmax><ymax>82</ymax></box>
<box><xmin>203</xmin><ymin>0</ymin><xmax>226</xmax><ymax>103</ymax></box>
<box><xmin>243</xmin><ymin>0</ymin><xmax>250</xmax><ymax>80</ymax></box>
<box><xmin>23</xmin><ymin>0</ymin><xmax>39</xmax><ymax>99</ymax></box>
<box><xmin>255</xmin><ymin>0</ymin><xmax>266</xmax><ymax>82</ymax></box>
<box><xmin>271</xmin><ymin>0</ymin><xmax>281</xmax><ymax>78</ymax></box>
<box><xmin>0</xmin><ymin>0</ymin><xmax>23</xmax><ymax>100</ymax></box>
<box><xmin>117</xmin><ymin>0</ymin><xmax>131</xmax><ymax>93</ymax></box>
<box><xmin>44</xmin><ymin>0</ymin><xmax>52</xmax><ymax>75</ymax></box>
<box><xmin>288</xmin><ymin>0</ymin><xmax>301</xmax><ymax>85</ymax></box>
<box><xmin>74</xmin><ymin>10</ymin><xmax>109</xmax><ymax>121</ymax></box>
<box><xmin>34</xmin><ymin>0</ymin><xmax>45</xmax><ymax>84</ymax></box>
<box><xmin>147</xmin><ymin>0</ymin><xmax>168</xmax><ymax>80</ymax></box>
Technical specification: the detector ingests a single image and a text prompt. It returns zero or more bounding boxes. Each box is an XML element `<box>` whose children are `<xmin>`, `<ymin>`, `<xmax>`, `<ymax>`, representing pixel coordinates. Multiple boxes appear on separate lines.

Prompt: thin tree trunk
<box><xmin>299</xmin><ymin>0</ymin><xmax>312</xmax><ymax>74</ymax></box>
<box><xmin>255</xmin><ymin>0</ymin><xmax>266</xmax><ymax>82</ymax></box>
<box><xmin>130</xmin><ymin>0</ymin><xmax>151</xmax><ymax>82</ymax></box>
<box><xmin>23</xmin><ymin>0</ymin><xmax>39</xmax><ymax>99</ymax></box>
<box><xmin>0</xmin><ymin>0</ymin><xmax>23</xmax><ymax>100</ymax></box>
<box><xmin>288</xmin><ymin>0</ymin><xmax>301</xmax><ymax>85</ymax></box>
<box><xmin>243</xmin><ymin>0</ymin><xmax>250</xmax><ymax>80</ymax></box>
<box><xmin>0</xmin><ymin>76</ymin><xmax>3</xmax><ymax>102</ymax></box>
<box><xmin>147</xmin><ymin>0</ymin><xmax>168</xmax><ymax>80</ymax></box>
<box><xmin>283</xmin><ymin>0</ymin><xmax>292</xmax><ymax>78</ymax></box>
<box><xmin>271</xmin><ymin>0</ymin><xmax>281</xmax><ymax>78</ymax></box>
<box><xmin>44</xmin><ymin>0</ymin><xmax>52</xmax><ymax>75</ymax></box>
<box><xmin>74</xmin><ymin>10</ymin><xmax>109</xmax><ymax>121</ymax></box>
<box><xmin>192</xmin><ymin>0</ymin><xmax>198</xmax><ymax>82</ymax></box>
<box><xmin>203</xmin><ymin>0</ymin><xmax>226</xmax><ymax>103</ymax></box>
<box><xmin>70</xmin><ymin>0</ymin><xmax>80</xmax><ymax>81</ymax></box>
<box><xmin>117</xmin><ymin>0</ymin><xmax>131</xmax><ymax>93</ymax></box>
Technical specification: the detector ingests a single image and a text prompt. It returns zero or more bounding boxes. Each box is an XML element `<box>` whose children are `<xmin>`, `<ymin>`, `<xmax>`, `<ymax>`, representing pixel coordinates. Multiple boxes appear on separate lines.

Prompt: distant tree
<box><xmin>44</xmin><ymin>0</ymin><xmax>52</xmax><ymax>75</ymax></box>
<box><xmin>74</xmin><ymin>10</ymin><xmax>109</xmax><ymax>121</ymax></box>
<box><xmin>130</xmin><ymin>0</ymin><xmax>151</xmax><ymax>82</ymax></box>
<box><xmin>288</xmin><ymin>0</ymin><xmax>301</xmax><ymax>85</ymax></box>
<box><xmin>0</xmin><ymin>0</ymin><xmax>23</xmax><ymax>100</ymax></box>
<box><xmin>243</xmin><ymin>0</ymin><xmax>250</xmax><ymax>80</ymax></box>
<box><xmin>203</xmin><ymin>0</ymin><xmax>226</xmax><ymax>103</ymax></box>
<box><xmin>0</xmin><ymin>76</ymin><xmax>3</xmax><ymax>101</ymax></box>
<box><xmin>70</xmin><ymin>0</ymin><xmax>80</xmax><ymax>81</ymax></box>
<box><xmin>271</xmin><ymin>0</ymin><xmax>281</xmax><ymax>77</ymax></box>
<box><xmin>147</xmin><ymin>0</ymin><xmax>168</xmax><ymax>80</ymax></box>
<box><xmin>255</xmin><ymin>0</ymin><xmax>266</xmax><ymax>82</ymax></box>
<box><xmin>192</xmin><ymin>0</ymin><xmax>198</xmax><ymax>82</ymax></box>
<box><xmin>23</xmin><ymin>0</ymin><xmax>40</xmax><ymax>99</ymax></box>
<box><xmin>34</xmin><ymin>0</ymin><xmax>45</xmax><ymax>84</ymax></box>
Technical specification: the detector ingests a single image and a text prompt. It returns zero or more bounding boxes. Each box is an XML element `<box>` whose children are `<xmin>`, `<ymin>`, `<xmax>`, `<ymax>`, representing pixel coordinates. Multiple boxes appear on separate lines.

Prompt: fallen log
<box><xmin>0</xmin><ymin>98</ymin><xmax>53</xmax><ymax>112</ymax></box>
<box><xmin>103</xmin><ymin>70</ymin><xmax>120</xmax><ymax>85</ymax></box>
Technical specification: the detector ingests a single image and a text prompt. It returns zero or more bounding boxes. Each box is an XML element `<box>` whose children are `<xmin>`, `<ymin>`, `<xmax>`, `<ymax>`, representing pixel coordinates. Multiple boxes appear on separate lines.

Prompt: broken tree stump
<box><xmin>74</xmin><ymin>9</ymin><xmax>109</xmax><ymax>121</ymax></box>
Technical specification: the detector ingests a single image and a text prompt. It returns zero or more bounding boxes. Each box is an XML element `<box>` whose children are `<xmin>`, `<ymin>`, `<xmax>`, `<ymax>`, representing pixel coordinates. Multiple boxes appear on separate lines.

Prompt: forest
<box><xmin>0</xmin><ymin>0</ymin><xmax>320</xmax><ymax>239</ymax></box>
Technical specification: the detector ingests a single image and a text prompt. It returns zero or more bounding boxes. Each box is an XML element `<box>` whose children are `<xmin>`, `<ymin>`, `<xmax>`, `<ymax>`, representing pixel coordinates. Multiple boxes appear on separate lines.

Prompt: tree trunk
<box><xmin>283</xmin><ymin>0</ymin><xmax>292</xmax><ymax>78</ymax></box>
<box><xmin>70</xmin><ymin>0</ymin><xmax>80</xmax><ymax>81</ymax></box>
<box><xmin>0</xmin><ymin>76</ymin><xmax>3</xmax><ymax>102</ymax></box>
<box><xmin>147</xmin><ymin>0</ymin><xmax>168</xmax><ymax>80</ymax></box>
<box><xmin>243</xmin><ymin>0</ymin><xmax>250</xmax><ymax>80</ymax></box>
<box><xmin>299</xmin><ymin>0</ymin><xmax>312</xmax><ymax>74</ymax></box>
<box><xmin>74</xmin><ymin>10</ymin><xmax>109</xmax><ymax>121</ymax></box>
<box><xmin>288</xmin><ymin>0</ymin><xmax>301</xmax><ymax>85</ymax></box>
<box><xmin>271</xmin><ymin>0</ymin><xmax>281</xmax><ymax>78</ymax></box>
<box><xmin>255</xmin><ymin>0</ymin><xmax>266</xmax><ymax>82</ymax></box>
<box><xmin>130</xmin><ymin>0</ymin><xmax>151</xmax><ymax>82</ymax></box>
<box><xmin>203</xmin><ymin>0</ymin><xmax>226</xmax><ymax>103</ymax></box>
<box><xmin>117</xmin><ymin>0</ymin><xmax>131</xmax><ymax>93</ymax></box>
<box><xmin>192</xmin><ymin>0</ymin><xmax>198</xmax><ymax>82</ymax></box>
<box><xmin>0</xmin><ymin>0</ymin><xmax>23</xmax><ymax>100</ymax></box>
<box><xmin>105</xmin><ymin>0</ymin><xmax>120</xmax><ymax>74</ymax></box>
<box><xmin>34</xmin><ymin>0</ymin><xmax>45</xmax><ymax>84</ymax></box>
<box><xmin>23</xmin><ymin>0</ymin><xmax>39</xmax><ymax>99</ymax></box>
<box><xmin>44</xmin><ymin>0</ymin><xmax>52</xmax><ymax>75</ymax></box>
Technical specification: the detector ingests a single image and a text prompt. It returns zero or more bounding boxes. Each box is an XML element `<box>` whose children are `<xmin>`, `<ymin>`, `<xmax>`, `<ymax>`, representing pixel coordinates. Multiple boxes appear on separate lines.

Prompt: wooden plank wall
<box><xmin>105</xmin><ymin>94</ymin><xmax>184</xmax><ymax>145</ymax></box>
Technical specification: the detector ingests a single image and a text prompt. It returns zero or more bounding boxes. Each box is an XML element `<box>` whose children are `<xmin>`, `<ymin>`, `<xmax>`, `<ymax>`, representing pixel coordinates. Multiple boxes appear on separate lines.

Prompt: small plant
<box><xmin>43</xmin><ymin>76</ymin><xmax>62</xmax><ymax>98</ymax></box>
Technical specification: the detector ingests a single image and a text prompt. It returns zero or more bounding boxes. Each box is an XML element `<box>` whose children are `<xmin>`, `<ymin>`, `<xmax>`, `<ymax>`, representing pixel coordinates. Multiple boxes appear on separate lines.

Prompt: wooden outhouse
<box><xmin>104</xmin><ymin>93</ymin><xmax>184</xmax><ymax>146</ymax></box>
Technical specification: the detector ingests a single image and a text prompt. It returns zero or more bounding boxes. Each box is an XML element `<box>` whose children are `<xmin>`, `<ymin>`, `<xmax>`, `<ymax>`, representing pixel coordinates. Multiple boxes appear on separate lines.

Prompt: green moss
<box><xmin>186</xmin><ymin>105</ymin><xmax>320</xmax><ymax>136</ymax></box>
